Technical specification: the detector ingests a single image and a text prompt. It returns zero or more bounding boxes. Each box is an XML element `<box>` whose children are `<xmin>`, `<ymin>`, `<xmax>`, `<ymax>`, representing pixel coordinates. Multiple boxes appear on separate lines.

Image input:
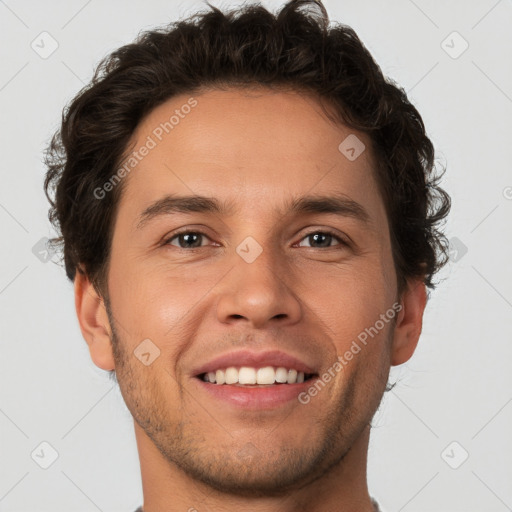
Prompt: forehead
<box><xmin>119</xmin><ymin>87</ymin><xmax>384</xmax><ymax>221</ymax></box>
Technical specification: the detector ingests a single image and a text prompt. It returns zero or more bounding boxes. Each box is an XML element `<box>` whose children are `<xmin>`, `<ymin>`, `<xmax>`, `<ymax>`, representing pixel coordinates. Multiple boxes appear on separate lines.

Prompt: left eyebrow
<box><xmin>286</xmin><ymin>194</ymin><xmax>372</xmax><ymax>225</ymax></box>
<box><xmin>136</xmin><ymin>192</ymin><xmax>372</xmax><ymax>230</ymax></box>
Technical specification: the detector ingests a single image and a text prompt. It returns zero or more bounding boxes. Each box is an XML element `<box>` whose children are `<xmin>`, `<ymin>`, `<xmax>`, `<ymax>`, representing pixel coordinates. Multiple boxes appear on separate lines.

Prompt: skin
<box><xmin>75</xmin><ymin>87</ymin><xmax>427</xmax><ymax>512</ymax></box>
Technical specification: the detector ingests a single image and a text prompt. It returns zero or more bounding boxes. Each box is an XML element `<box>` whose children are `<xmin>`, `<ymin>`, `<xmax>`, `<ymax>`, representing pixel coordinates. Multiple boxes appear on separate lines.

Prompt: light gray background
<box><xmin>1</xmin><ymin>1</ymin><xmax>511</xmax><ymax>511</ymax></box>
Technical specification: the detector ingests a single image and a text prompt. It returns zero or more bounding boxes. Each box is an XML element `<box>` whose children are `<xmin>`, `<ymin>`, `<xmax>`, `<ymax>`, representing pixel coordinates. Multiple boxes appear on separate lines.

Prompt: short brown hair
<box><xmin>44</xmin><ymin>0</ymin><xmax>451</xmax><ymax>297</ymax></box>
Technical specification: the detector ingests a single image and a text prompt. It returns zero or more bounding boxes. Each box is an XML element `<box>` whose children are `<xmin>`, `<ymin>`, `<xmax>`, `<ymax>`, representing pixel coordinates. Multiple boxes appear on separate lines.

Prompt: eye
<box><xmin>165</xmin><ymin>230</ymin><xmax>212</xmax><ymax>249</ymax></box>
<box><xmin>163</xmin><ymin>229</ymin><xmax>348</xmax><ymax>250</ymax></box>
<box><xmin>297</xmin><ymin>231</ymin><xmax>348</xmax><ymax>249</ymax></box>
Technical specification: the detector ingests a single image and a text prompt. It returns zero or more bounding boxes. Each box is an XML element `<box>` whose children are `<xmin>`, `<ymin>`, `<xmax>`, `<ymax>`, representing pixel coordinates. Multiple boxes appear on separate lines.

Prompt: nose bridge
<box><xmin>215</xmin><ymin>240</ymin><xmax>302</xmax><ymax>328</ymax></box>
<box><xmin>237</xmin><ymin>243</ymin><xmax>283</xmax><ymax>293</ymax></box>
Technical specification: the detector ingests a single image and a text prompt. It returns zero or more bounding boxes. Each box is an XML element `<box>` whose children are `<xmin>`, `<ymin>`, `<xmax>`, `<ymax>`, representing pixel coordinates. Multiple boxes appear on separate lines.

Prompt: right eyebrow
<box><xmin>136</xmin><ymin>194</ymin><xmax>236</xmax><ymax>230</ymax></box>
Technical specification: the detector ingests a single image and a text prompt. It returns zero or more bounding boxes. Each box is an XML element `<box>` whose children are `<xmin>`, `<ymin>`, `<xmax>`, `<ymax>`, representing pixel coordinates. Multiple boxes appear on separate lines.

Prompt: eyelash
<box><xmin>163</xmin><ymin>229</ymin><xmax>350</xmax><ymax>250</ymax></box>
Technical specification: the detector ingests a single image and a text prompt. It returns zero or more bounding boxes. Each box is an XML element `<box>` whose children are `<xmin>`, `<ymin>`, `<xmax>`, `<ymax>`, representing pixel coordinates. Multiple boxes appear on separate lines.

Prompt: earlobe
<box><xmin>391</xmin><ymin>279</ymin><xmax>427</xmax><ymax>366</ymax></box>
<box><xmin>74</xmin><ymin>272</ymin><xmax>115</xmax><ymax>371</ymax></box>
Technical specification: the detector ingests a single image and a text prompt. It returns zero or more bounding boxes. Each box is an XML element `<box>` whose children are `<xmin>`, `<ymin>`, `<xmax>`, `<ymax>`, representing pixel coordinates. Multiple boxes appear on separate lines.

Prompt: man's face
<box><xmin>99</xmin><ymin>88</ymin><xmax>402</xmax><ymax>493</ymax></box>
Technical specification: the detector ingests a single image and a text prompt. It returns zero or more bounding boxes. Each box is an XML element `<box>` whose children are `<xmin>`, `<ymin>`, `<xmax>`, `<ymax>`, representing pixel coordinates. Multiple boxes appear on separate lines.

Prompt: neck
<box><xmin>135</xmin><ymin>422</ymin><xmax>375</xmax><ymax>512</ymax></box>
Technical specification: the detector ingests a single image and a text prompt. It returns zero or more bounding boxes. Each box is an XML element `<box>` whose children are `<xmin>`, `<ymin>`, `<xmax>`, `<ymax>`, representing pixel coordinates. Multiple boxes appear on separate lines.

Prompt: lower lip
<box><xmin>193</xmin><ymin>377</ymin><xmax>317</xmax><ymax>409</ymax></box>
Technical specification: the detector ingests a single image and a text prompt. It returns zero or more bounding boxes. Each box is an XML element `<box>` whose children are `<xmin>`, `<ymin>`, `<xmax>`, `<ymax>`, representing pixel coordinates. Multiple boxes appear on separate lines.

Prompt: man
<box><xmin>44</xmin><ymin>1</ymin><xmax>451</xmax><ymax>510</ymax></box>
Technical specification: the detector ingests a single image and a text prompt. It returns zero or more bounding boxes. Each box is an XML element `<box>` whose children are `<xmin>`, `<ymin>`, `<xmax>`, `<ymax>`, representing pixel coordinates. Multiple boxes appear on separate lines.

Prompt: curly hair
<box><xmin>44</xmin><ymin>0</ymin><xmax>451</xmax><ymax>298</ymax></box>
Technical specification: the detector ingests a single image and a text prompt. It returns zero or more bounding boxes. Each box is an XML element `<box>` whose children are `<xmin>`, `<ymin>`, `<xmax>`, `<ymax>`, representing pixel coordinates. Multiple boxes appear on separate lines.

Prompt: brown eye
<box><xmin>166</xmin><ymin>231</ymin><xmax>210</xmax><ymax>249</ymax></box>
<box><xmin>298</xmin><ymin>231</ymin><xmax>347</xmax><ymax>248</ymax></box>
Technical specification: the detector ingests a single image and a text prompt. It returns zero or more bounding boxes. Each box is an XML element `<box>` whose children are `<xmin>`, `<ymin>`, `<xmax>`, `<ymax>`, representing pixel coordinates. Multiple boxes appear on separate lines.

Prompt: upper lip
<box><xmin>192</xmin><ymin>350</ymin><xmax>318</xmax><ymax>377</ymax></box>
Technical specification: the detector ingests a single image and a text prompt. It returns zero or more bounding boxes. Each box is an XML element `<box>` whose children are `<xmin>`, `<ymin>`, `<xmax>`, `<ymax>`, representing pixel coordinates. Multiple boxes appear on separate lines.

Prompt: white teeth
<box><xmin>275</xmin><ymin>367</ymin><xmax>288</xmax><ymax>383</ymax></box>
<box><xmin>286</xmin><ymin>369</ymin><xmax>298</xmax><ymax>384</ymax></box>
<box><xmin>215</xmin><ymin>369</ymin><xmax>225</xmax><ymax>385</ymax></box>
<box><xmin>256</xmin><ymin>366</ymin><xmax>275</xmax><ymax>385</ymax></box>
<box><xmin>203</xmin><ymin>366</ymin><xmax>308</xmax><ymax>385</ymax></box>
<box><xmin>225</xmin><ymin>367</ymin><xmax>238</xmax><ymax>384</ymax></box>
<box><xmin>238</xmin><ymin>367</ymin><xmax>257</xmax><ymax>385</ymax></box>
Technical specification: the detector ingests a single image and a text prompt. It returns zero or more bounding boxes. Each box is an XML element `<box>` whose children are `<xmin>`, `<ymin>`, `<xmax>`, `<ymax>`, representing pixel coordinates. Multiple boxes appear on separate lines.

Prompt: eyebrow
<box><xmin>136</xmin><ymin>193</ymin><xmax>371</xmax><ymax>230</ymax></box>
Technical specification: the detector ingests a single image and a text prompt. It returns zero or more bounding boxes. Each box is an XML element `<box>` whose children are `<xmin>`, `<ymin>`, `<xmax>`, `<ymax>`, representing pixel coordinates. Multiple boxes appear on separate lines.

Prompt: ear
<box><xmin>391</xmin><ymin>279</ymin><xmax>427</xmax><ymax>366</ymax></box>
<box><xmin>74</xmin><ymin>271</ymin><xmax>115</xmax><ymax>371</ymax></box>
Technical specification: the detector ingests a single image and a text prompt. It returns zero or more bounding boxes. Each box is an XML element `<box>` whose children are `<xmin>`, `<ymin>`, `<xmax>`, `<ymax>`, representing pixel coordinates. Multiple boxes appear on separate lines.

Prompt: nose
<box><xmin>215</xmin><ymin>247</ymin><xmax>303</xmax><ymax>329</ymax></box>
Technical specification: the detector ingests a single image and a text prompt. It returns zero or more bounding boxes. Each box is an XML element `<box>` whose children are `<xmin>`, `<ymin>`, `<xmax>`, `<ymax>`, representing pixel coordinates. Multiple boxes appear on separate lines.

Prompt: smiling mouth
<box><xmin>197</xmin><ymin>366</ymin><xmax>317</xmax><ymax>386</ymax></box>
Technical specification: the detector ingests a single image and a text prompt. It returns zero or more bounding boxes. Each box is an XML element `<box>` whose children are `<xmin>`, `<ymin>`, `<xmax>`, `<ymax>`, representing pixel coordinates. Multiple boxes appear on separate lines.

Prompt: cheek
<box><xmin>108</xmin><ymin>258</ymin><xmax>218</xmax><ymax>348</ymax></box>
<box><xmin>310</xmin><ymin>262</ymin><xmax>394</xmax><ymax>356</ymax></box>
